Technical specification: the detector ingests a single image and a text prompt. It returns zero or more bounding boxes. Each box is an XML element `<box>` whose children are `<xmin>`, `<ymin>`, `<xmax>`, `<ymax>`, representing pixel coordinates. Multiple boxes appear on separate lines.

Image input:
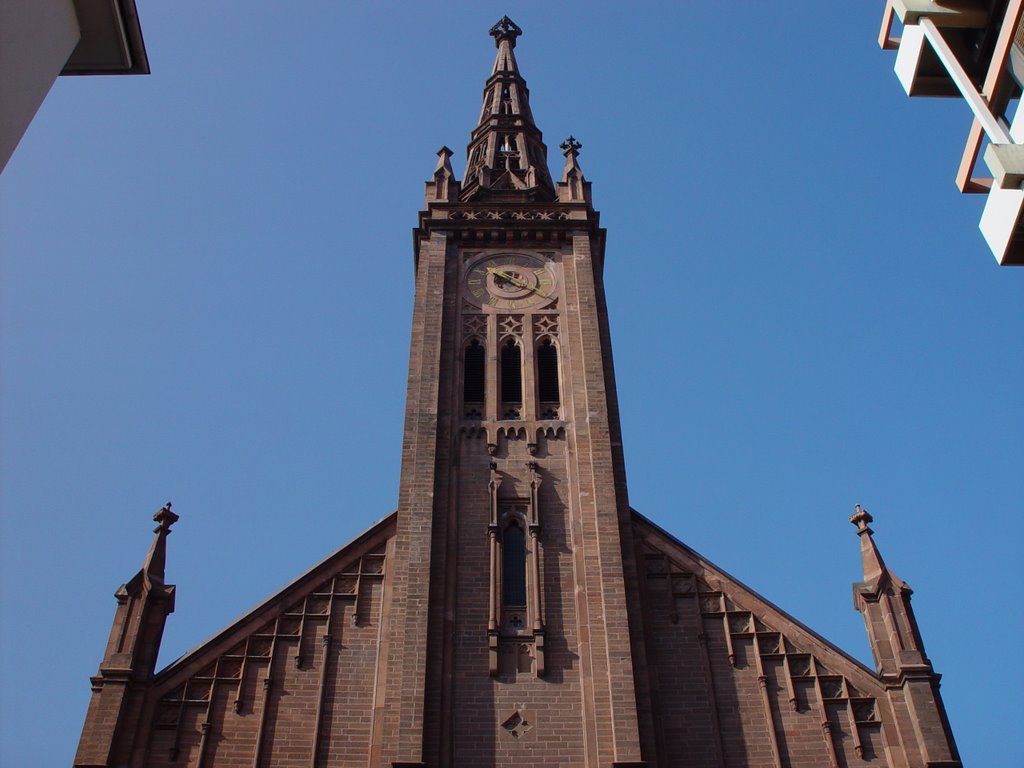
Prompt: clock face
<box><xmin>464</xmin><ymin>253</ymin><xmax>556</xmax><ymax>309</ymax></box>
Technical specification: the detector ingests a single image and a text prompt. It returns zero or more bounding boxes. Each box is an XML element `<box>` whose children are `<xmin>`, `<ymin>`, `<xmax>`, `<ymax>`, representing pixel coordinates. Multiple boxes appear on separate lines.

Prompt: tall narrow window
<box><xmin>464</xmin><ymin>339</ymin><xmax>485</xmax><ymax>413</ymax></box>
<box><xmin>502</xmin><ymin>521</ymin><xmax>527</xmax><ymax>609</ymax></box>
<box><xmin>501</xmin><ymin>339</ymin><xmax>522</xmax><ymax>419</ymax></box>
<box><xmin>537</xmin><ymin>338</ymin><xmax>560</xmax><ymax>412</ymax></box>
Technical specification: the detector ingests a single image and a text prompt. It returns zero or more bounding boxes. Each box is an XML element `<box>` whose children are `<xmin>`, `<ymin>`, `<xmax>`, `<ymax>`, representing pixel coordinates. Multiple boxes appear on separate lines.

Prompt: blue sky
<box><xmin>1</xmin><ymin>3</ymin><xmax>1021</xmax><ymax>765</ymax></box>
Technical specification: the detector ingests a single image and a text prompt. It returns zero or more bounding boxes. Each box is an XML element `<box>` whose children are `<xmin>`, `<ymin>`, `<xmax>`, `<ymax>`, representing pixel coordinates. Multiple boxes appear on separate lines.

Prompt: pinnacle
<box><xmin>143</xmin><ymin>502</ymin><xmax>179</xmax><ymax>587</ymax></box>
<box><xmin>434</xmin><ymin>146</ymin><xmax>454</xmax><ymax>173</ymax></box>
<box><xmin>850</xmin><ymin>504</ymin><xmax>886</xmax><ymax>584</ymax></box>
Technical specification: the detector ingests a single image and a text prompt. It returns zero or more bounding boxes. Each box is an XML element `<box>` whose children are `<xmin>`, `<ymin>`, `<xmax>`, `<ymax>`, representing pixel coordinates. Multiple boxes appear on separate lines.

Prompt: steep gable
<box><xmin>632</xmin><ymin>511</ymin><xmax>908</xmax><ymax>768</ymax></box>
<box><xmin>132</xmin><ymin>514</ymin><xmax>395</xmax><ymax>768</ymax></box>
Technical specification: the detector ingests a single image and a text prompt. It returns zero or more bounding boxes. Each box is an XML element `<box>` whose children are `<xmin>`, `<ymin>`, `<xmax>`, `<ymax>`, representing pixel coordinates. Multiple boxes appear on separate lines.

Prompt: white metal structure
<box><xmin>880</xmin><ymin>0</ymin><xmax>1024</xmax><ymax>265</ymax></box>
<box><xmin>0</xmin><ymin>0</ymin><xmax>148</xmax><ymax>174</ymax></box>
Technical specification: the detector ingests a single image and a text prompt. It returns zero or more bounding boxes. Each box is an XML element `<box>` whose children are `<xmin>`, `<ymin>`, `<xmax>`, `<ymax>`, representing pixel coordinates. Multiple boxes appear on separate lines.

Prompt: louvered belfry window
<box><xmin>537</xmin><ymin>338</ymin><xmax>559</xmax><ymax>405</ymax></box>
<box><xmin>501</xmin><ymin>339</ymin><xmax>522</xmax><ymax>410</ymax></box>
<box><xmin>464</xmin><ymin>339</ymin><xmax>485</xmax><ymax>405</ymax></box>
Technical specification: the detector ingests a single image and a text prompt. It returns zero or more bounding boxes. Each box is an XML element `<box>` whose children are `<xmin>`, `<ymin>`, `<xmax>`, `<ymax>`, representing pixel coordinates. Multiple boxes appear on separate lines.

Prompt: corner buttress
<box><xmin>74</xmin><ymin>503</ymin><xmax>179</xmax><ymax>767</ymax></box>
<box><xmin>850</xmin><ymin>505</ymin><xmax>961</xmax><ymax>768</ymax></box>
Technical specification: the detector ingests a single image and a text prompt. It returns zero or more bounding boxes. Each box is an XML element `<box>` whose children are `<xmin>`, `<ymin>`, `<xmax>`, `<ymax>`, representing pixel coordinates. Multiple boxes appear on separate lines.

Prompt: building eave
<box><xmin>61</xmin><ymin>0</ymin><xmax>150</xmax><ymax>76</ymax></box>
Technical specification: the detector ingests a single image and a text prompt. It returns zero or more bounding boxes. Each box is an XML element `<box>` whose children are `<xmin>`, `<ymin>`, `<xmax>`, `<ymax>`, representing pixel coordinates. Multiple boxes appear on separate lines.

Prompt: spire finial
<box><xmin>489</xmin><ymin>16</ymin><xmax>522</xmax><ymax>48</ymax></box>
<box><xmin>153</xmin><ymin>501</ymin><xmax>179</xmax><ymax>534</ymax></box>
<box><xmin>560</xmin><ymin>136</ymin><xmax>582</xmax><ymax>158</ymax></box>
<box><xmin>850</xmin><ymin>503</ymin><xmax>873</xmax><ymax>535</ymax></box>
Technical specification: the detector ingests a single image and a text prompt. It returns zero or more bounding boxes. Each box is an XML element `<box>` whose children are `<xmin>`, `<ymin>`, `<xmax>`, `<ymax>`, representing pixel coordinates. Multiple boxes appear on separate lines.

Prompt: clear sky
<box><xmin>1</xmin><ymin>3</ymin><xmax>1020</xmax><ymax>765</ymax></box>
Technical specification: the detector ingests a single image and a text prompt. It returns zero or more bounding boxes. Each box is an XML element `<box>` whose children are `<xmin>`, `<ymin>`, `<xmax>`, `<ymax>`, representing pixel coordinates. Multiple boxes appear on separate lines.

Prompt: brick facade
<box><xmin>75</xmin><ymin>18</ymin><xmax>961</xmax><ymax>768</ymax></box>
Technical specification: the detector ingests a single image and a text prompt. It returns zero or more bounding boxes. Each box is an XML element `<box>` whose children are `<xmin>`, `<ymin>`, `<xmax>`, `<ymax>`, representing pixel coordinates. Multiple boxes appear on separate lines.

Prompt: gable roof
<box><xmin>150</xmin><ymin>512</ymin><xmax>396</xmax><ymax>695</ymax></box>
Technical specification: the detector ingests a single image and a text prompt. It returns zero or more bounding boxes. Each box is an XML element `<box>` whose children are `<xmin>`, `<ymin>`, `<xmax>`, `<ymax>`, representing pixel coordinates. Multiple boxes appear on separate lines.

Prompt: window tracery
<box><xmin>487</xmin><ymin>463</ymin><xmax>545</xmax><ymax>678</ymax></box>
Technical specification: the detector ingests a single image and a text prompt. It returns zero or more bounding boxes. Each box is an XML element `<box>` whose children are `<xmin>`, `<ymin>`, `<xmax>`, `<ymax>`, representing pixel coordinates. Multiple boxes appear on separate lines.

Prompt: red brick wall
<box><xmin>128</xmin><ymin>529</ymin><xmax>392</xmax><ymax>768</ymax></box>
<box><xmin>446</xmin><ymin>430</ymin><xmax>587</xmax><ymax>766</ymax></box>
<box><xmin>633</xmin><ymin>519</ymin><xmax>901</xmax><ymax>768</ymax></box>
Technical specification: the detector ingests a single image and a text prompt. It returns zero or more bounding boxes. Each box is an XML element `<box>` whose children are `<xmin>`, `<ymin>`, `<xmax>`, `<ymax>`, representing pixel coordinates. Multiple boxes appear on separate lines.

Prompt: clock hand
<box><xmin>487</xmin><ymin>267</ymin><xmax>528</xmax><ymax>289</ymax></box>
<box><xmin>484</xmin><ymin>266</ymin><xmax>554</xmax><ymax>301</ymax></box>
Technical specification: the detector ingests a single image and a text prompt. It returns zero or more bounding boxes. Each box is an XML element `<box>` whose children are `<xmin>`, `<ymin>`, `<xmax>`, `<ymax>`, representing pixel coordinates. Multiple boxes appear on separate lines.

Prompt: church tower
<box><xmin>382</xmin><ymin>14</ymin><xmax>645</xmax><ymax>766</ymax></box>
<box><xmin>75</xmin><ymin>18</ymin><xmax>962</xmax><ymax>768</ymax></box>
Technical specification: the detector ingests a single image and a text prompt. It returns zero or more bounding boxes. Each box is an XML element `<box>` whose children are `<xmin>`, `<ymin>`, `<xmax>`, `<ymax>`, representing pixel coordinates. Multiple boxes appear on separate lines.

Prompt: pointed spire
<box><xmin>849</xmin><ymin>503</ymin><xmax>887</xmax><ymax>585</ymax></box>
<box><xmin>489</xmin><ymin>16</ymin><xmax>522</xmax><ymax>73</ymax></box>
<box><xmin>142</xmin><ymin>502</ymin><xmax>179</xmax><ymax>589</ymax></box>
<box><xmin>461</xmin><ymin>17</ymin><xmax>554</xmax><ymax>202</ymax></box>
<box><xmin>434</xmin><ymin>145</ymin><xmax>454</xmax><ymax>175</ymax></box>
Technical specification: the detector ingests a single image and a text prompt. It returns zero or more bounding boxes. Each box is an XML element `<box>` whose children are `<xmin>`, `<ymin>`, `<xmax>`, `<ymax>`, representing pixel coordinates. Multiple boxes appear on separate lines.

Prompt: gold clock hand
<box><xmin>487</xmin><ymin>267</ymin><xmax>556</xmax><ymax>300</ymax></box>
<box><xmin>487</xmin><ymin>267</ymin><xmax>528</xmax><ymax>289</ymax></box>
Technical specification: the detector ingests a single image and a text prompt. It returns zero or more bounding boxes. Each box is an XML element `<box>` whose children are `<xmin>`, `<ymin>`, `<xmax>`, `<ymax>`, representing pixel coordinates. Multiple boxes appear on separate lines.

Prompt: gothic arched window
<box><xmin>464</xmin><ymin>339</ymin><xmax>485</xmax><ymax>407</ymax></box>
<box><xmin>536</xmin><ymin>338</ymin><xmax>560</xmax><ymax>408</ymax></box>
<box><xmin>501</xmin><ymin>339</ymin><xmax>522</xmax><ymax>419</ymax></box>
<box><xmin>502</xmin><ymin>520</ymin><xmax>527</xmax><ymax>609</ymax></box>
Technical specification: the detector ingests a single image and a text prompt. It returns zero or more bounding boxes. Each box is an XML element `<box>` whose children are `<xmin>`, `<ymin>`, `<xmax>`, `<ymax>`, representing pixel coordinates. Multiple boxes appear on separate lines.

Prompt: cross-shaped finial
<box><xmin>560</xmin><ymin>136</ymin><xmax>583</xmax><ymax>157</ymax></box>
<box><xmin>849</xmin><ymin>503</ymin><xmax>873</xmax><ymax>534</ymax></box>
<box><xmin>153</xmin><ymin>501</ymin><xmax>180</xmax><ymax>533</ymax></box>
<box><xmin>489</xmin><ymin>16</ymin><xmax>522</xmax><ymax>46</ymax></box>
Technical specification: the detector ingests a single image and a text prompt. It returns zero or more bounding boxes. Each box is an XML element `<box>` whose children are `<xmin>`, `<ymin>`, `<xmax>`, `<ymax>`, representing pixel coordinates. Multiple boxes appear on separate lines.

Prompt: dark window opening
<box><xmin>464</xmin><ymin>339</ymin><xmax>485</xmax><ymax>405</ymax></box>
<box><xmin>537</xmin><ymin>338</ymin><xmax>560</xmax><ymax>406</ymax></box>
<box><xmin>501</xmin><ymin>339</ymin><xmax>522</xmax><ymax>408</ymax></box>
<box><xmin>502</xmin><ymin>521</ymin><xmax>526</xmax><ymax>607</ymax></box>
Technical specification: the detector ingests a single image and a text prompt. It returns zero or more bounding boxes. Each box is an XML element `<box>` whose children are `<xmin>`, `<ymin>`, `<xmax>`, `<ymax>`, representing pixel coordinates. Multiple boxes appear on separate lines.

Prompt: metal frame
<box><xmin>954</xmin><ymin>0</ymin><xmax>1024</xmax><ymax>192</ymax></box>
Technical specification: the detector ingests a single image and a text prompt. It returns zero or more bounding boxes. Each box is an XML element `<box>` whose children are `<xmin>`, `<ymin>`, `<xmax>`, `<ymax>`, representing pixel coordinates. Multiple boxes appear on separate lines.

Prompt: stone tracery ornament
<box><xmin>463</xmin><ymin>314</ymin><xmax>487</xmax><ymax>338</ymax></box>
<box><xmin>534</xmin><ymin>315</ymin><xmax>558</xmax><ymax>337</ymax></box>
<box><xmin>489</xmin><ymin>16</ymin><xmax>523</xmax><ymax>44</ymax></box>
<box><xmin>447</xmin><ymin>209</ymin><xmax>569</xmax><ymax>221</ymax></box>
<box><xmin>498</xmin><ymin>315</ymin><xmax>523</xmax><ymax>337</ymax></box>
<box><xmin>560</xmin><ymin>135</ymin><xmax>583</xmax><ymax>155</ymax></box>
